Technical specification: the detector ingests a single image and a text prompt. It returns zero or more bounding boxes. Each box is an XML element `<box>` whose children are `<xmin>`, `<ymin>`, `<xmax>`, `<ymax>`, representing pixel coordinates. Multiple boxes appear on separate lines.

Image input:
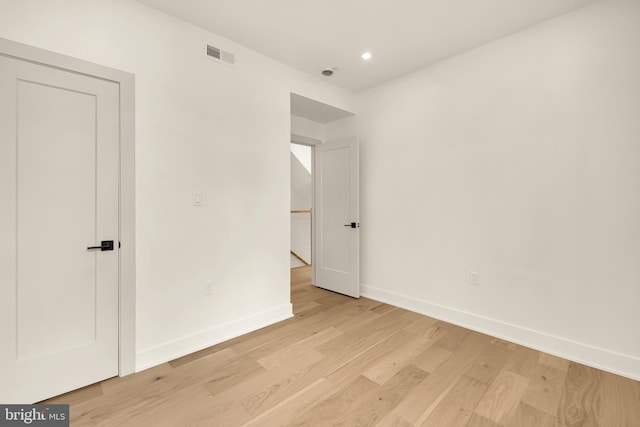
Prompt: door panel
<box><xmin>320</xmin><ymin>147</ymin><xmax>351</xmax><ymax>273</ymax></box>
<box><xmin>0</xmin><ymin>55</ymin><xmax>120</xmax><ymax>403</ymax></box>
<box><xmin>314</xmin><ymin>138</ymin><xmax>359</xmax><ymax>297</ymax></box>
<box><xmin>17</xmin><ymin>80</ymin><xmax>98</xmax><ymax>360</ymax></box>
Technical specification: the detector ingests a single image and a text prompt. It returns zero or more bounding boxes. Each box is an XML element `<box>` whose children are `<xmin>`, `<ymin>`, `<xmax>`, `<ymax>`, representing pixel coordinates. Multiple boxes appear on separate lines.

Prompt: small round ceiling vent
<box><xmin>321</xmin><ymin>67</ymin><xmax>337</xmax><ymax>77</ymax></box>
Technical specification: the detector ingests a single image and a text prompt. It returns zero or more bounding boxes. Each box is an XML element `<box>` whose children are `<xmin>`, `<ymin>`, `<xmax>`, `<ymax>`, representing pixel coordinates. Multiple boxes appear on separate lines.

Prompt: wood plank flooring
<box><xmin>44</xmin><ymin>266</ymin><xmax>640</xmax><ymax>426</ymax></box>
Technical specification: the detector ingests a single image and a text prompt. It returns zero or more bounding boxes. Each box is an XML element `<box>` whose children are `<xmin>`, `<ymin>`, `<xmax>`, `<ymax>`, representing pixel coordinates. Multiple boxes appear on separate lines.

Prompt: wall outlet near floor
<box><xmin>204</xmin><ymin>280</ymin><xmax>214</xmax><ymax>295</ymax></box>
<box><xmin>469</xmin><ymin>271</ymin><xmax>479</xmax><ymax>286</ymax></box>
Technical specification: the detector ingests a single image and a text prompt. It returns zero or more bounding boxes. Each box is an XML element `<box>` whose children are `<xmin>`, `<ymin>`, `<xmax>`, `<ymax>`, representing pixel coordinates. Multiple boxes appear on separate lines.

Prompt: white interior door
<box><xmin>314</xmin><ymin>137</ymin><xmax>359</xmax><ymax>297</ymax></box>
<box><xmin>0</xmin><ymin>54</ymin><xmax>120</xmax><ymax>403</ymax></box>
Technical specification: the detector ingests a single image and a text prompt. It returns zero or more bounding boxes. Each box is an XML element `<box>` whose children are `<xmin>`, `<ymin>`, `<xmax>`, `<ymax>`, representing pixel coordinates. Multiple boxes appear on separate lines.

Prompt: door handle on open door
<box><xmin>87</xmin><ymin>240</ymin><xmax>114</xmax><ymax>251</ymax></box>
<box><xmin>343</xmin><ymin>222</ymin><xmax>360</xmax><ymax>228</ymax></box>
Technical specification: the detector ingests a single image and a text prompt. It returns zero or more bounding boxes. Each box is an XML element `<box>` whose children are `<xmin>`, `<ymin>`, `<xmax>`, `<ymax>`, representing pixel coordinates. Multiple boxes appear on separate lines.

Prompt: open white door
<box><xmin>314</xmin><ymin>137</ymin><xmax>359</xmax><ymax>297</ymax></box>
<box><xmin>0</xmin><ymin>54</ymin><xmax>120</xmax><ymax>403</ymax></box>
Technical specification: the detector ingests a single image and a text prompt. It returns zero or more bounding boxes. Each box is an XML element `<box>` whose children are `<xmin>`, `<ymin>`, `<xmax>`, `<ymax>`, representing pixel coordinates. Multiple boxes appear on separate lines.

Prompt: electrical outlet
<box><xmin>469</xmin><ymin>271</ymin><xmax>479</xmax><ymax>286</ymax></box>
<box><xmin>204</xmin><ymin>280</ymin><xmax>214</xmax><ymax>295</ymax></box>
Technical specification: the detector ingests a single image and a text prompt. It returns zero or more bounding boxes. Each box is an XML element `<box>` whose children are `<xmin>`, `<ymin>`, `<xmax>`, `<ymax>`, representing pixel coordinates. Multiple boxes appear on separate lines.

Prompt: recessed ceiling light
<box><xmin>361</xmin><ymin>52</ymin><xmax>372</xmax><ymax>61</ymax></box>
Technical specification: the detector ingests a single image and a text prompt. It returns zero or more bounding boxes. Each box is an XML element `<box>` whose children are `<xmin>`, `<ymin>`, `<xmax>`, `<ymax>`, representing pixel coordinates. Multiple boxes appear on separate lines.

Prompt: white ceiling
<box><xmin>138</xmin><ymin>0</ymin><xmax>598</xmax><ymax>93</ymax></box>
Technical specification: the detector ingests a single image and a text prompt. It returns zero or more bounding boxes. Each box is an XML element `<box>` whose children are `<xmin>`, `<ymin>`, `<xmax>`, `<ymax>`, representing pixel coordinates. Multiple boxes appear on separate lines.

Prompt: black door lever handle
<box><xmin>87</xmin><ymin>240</ymin><xmax>114</xmax><ymax>251</ymax></box>
<box><xmin>343</xmin><ymin>222</ymin><xmax>359</xmax><ymax>228</ymax></box>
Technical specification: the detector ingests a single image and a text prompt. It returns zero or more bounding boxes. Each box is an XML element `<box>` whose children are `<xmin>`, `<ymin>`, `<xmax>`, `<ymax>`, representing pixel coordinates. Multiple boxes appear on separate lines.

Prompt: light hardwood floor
<box><xmin>45</xmin><ymin>266</ymin><xmax>640</xmax><ymax>426</ymax></box>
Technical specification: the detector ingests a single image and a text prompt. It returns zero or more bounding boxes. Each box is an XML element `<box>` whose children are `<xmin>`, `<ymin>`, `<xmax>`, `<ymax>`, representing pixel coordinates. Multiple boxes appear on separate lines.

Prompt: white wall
<box><xmin>0</xmin><ymin>0</ymin><xmax>355</xmax><ymax>370</ymax></box>
<box><xmin>291</xmin><ymin>115</ymin><xmax>325</xmax><ymax>143</ymax></box>
<box><xmin>355</xmin><ymin>0</ymin><xmax>640</xmax><ymax>379</ymax></box>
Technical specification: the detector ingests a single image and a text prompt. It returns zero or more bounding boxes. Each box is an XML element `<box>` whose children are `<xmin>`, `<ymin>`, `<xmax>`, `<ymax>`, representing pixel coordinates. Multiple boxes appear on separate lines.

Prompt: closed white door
<box><xmin>0</xmin><ymin>54</ymin><xmax>120</xmax><ymax>403</ymax></box>
<box><xmin>314</xmin><ymin>137</ymin><xmax>359</xmax><ymax>297</ymax></box>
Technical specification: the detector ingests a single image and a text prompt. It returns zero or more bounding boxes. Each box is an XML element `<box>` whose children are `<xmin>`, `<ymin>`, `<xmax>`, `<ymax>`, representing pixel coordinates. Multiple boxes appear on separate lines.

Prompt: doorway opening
<box><xmin>290</xmin><ymin>143</ymin><xmax>313</xmax><ymax>269</ymax></box>
<box><xmin>289</xmin><ymin>92</ymin><xmax>356</xmax><ymax>302</ymax></box>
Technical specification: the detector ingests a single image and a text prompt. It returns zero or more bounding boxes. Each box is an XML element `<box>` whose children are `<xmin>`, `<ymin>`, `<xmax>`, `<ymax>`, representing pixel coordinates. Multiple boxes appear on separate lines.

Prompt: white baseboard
<box><xmin>361</xmin><ymin>285</ymin><xmax>640</xmax><ymax>381</ymax></box>
<box><xmin>135</xmin><ymin>303</ymin><xmax>293</xmax><ymax>372</ymax></box>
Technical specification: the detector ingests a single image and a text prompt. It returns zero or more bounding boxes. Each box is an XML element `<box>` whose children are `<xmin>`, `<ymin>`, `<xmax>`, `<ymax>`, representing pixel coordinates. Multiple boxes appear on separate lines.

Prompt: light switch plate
<box><xmin>193</xmin><ymin>191</ymin><xmax>202</xmax><ymax>207</ymax></box>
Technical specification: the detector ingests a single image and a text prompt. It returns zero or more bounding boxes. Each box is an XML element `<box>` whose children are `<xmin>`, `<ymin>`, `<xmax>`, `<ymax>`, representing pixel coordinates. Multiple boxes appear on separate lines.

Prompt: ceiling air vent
<box><xmin>206</xmin><ymin>44</ymin><xmax>235</xmax><ymax>66</ymax></box>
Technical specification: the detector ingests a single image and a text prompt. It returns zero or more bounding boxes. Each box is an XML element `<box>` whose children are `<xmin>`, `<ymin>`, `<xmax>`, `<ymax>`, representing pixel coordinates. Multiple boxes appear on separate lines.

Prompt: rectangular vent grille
<box><xmin>206</xmin><ymin>44</ymin><xmax>235</xmax><ymax>65</ymax></box>
<box><xmin>207</xmin><ymin>45</ymin><xmax>220</xmax><ymax>59</ymax></box>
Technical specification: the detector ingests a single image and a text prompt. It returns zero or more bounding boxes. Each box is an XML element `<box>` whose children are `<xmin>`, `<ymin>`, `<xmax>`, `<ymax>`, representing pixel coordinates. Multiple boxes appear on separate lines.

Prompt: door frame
<box><xmin>0</xmin><ymin>38</ymin><xmax>136</xmax><ymax>376</ymax></box>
